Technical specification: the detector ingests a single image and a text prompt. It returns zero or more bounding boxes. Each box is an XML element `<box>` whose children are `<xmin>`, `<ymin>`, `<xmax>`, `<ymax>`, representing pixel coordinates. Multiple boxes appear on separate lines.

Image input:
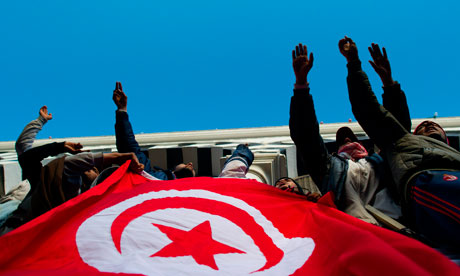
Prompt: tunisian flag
<box><xmin>0</xmin><ymin>161</ymin><xmax>458</xmax><ymax>276</ymax></box>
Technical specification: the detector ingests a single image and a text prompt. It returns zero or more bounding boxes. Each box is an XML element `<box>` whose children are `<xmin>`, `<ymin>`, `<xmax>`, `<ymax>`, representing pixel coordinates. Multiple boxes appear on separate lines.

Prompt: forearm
<box><xmin>102</xmin><ymin>152</ymin><xmax>136</xmax><ymax>168</ymax></box>
<box><xmin>15</xmin><ymin>116</ymin><xmax>48</xmax><ymax>156</ymax></box>
<box><xmin>347</xmin><ymin>60</ymin><xmax>407</xmax><ymax>148</ymax></box>
<box><xmin>115</xmin><ymin>111</ymin><xmax>141</xmax><ymax>154</ymax></box>
<box><xmin>64</xmin><ymin>152</ymin><xmax>104</xmax><ymax>175</ymax></box>
<box><xmin>114</xmin><ymin>110</ymin><xmax>153</xmax><ymax>173</ymax></box>
<box><xmin>382</xmin><ymin>82</ymin><xmax>411</xmax><ymax>132</ymax></box>
<box><xmin>19</xmin><ymin>142</ymin><xmax>67</xmax><ymax>182</ymax></box>
<box><xmin>19</xmin><ymin>142</ymin><xmax>66</xmax><ymax>165</ymax></box>
<box><xmin>289</xmin><ymin>88</ymin><xmax>329</xmax><ymax>185</ymax></box>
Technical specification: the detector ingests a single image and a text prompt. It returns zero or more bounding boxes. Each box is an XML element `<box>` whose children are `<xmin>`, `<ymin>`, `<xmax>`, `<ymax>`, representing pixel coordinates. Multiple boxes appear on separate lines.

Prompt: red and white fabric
<box><xmin>0</xmin><ymin>161</ymin><xmax>458</xmax><ymax>275</ymax></box>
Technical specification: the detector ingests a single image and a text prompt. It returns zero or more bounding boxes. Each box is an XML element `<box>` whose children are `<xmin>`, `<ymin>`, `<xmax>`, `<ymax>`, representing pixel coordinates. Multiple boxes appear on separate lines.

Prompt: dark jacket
<box><xmin>18</xmin><ymin>142</ymin><xmax>67</xmax><ymax>193</ymax></box>
<box><xmin>346</xmin><ymin>60</ymin><xmax>460</xmax><ymax>204</ymax></box>
<box><xmin>289</xmin><ymin>87</ymin><xmax>350</xmax><ymax>202</ymax></box>
<box><xmin>3</xmin><ymin>150</ymin><xmax>104</xmax><ymax>230</ymax></box>
<box><xmin>4</xmin><ymin>156</ymin><xmax>67</xmax><ymax>229</ymax></box>
<box><xmin>115</xmin><ymin>111</ymin><xmax>174</xmax><ymax>180</ymax></box>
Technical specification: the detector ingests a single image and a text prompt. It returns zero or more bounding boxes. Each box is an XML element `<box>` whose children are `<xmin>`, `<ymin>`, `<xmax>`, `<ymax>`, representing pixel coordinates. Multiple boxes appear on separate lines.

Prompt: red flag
<box><xmin>0</xmin><ymin>161</ymin><xmax>458</xmax><ymax>276</ymax></box>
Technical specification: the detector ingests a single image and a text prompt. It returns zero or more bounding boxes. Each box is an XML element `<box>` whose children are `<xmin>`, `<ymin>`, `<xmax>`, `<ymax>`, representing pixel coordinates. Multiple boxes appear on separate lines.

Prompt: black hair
<box><xmin>174</xmin><ymin>167</ymin><xmax>194</xmax><ymax>179</ymax></box>
<box><xmin>274</xmin><ymin>177</ymin><xmax>304</xmax><ymax>195</ymax></box>
<box><xmin>335</xmin><ymin>126</ymin><xmax>359</xmax><ymax>149</ymax></box>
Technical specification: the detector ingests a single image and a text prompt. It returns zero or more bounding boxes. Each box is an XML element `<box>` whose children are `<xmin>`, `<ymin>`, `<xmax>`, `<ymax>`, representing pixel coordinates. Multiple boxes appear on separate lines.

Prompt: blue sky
<box><xmin>1</xmin><ymin>1</ymin><xmax>459</xmax><ymax>141</ymax></box>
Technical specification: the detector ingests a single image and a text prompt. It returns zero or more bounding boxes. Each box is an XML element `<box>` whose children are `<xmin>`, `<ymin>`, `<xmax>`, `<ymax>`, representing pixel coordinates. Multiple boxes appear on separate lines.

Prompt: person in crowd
<box><xmin>1</xmin><ymin>106</ymin><xmax>55</xmax><ymax>226</ymax></box>
<box><xmin>289</xmin><ymin>43</ymin><xmax>394</xmax><ymax>224</ymax></box>
<box><xmin>0</xmin><ymin>180</ymin><xmax>30</xmax><ymax>227</ymax></box>
<box><xmin>0</xmin><ymin>106</ymin><xmax>87</xmax><ymax>230</ymax></box>
<box><xmin>218</xmin><ymin>144</ymin><xmax>321</xmax><ymax>202</ymax></box>
<box><xmin>274</xmin><ymin>177</ymin><xmax>322</xmax><ymax>202</ymax></box>
<box><xmin>15</xmin><ymin>105</ymin><xmax>53</xmax><ymax>157</ymax></box>
<box><xmin>219</xmin><ymin>144</ymin><xmax>254</xmax><ymax>178</ymax></box>
<box><xmin>1</xmin><ymin>105</ymin><xmax>145</xmax><ymax>234</ymax></box>
<box><xmin>14</xmin><ymin>106</ymin><xmax>85</xmax><ymax>193</ymax></box>
<box><xmin>113</xmin><ymin>82</ymin><xmax>195</xmax><ymax>180</ymax></box>
<box><xmin>0</xmin><ymin>145</ymin><xmax>144</xmax><ymax>234</ymax></box>
<box><xmin>362</xmin><ymin>42</ymin><xmax>410</xmax><ymax>218</ymax></box>
<box><xmin>339</xmin><ymin>36</ymin><xmax>460</xmax><ymax>249</ymax></box>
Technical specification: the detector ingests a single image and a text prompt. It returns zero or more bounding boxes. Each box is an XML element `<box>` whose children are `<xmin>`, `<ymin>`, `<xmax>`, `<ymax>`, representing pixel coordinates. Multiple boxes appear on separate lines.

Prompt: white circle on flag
<box><xmin>76</xmin><ymin>189</ymin><xmax>315</xmax><ymax>275</ymax></box>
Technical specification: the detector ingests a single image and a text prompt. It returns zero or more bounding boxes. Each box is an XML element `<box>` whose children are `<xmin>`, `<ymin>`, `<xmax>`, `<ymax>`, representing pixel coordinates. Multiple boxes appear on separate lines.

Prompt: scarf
<box><xmin>338</xmin><ymin>142</ymin><xmax>368</xmax><ymax>161</ymax></box>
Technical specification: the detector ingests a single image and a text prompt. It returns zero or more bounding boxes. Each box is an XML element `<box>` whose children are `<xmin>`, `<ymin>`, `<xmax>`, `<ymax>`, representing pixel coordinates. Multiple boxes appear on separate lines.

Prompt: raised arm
<box><xmin>64</xmin><ymin>152</ymin><xmax>144</xmax><ymax>177</ymax></box>
<box><xmin>113</xmin><ymin>82</ymin><xmax>153</xmax><ymax>174</ymax></box>
<box><xmin>338</xmin><ymin>36</ymin><xmax>408</xmax><ymax>150</ymax></box>
<box><xmin>15</xmin><ymin>106</ymin><xmax>53</xmax><ymax>156</ymax></box>
<box><xmin>219</xmin><ymin>144</ymin><xmax>254</xmax><ymax>178</ymax></box>
<box><xmin>289</xmin><ymin>43</ymin><xmax>329</xmax><ymax>187</ymax></box>
<box><xmin>18</xmin><ymin>141</ymin><xmax>84</xmax><ymax>191</ymax></box>
<box><xmin>368</xmin><ymin>43</ymin><xmax>411</xmax><ymax>131</ymax></box>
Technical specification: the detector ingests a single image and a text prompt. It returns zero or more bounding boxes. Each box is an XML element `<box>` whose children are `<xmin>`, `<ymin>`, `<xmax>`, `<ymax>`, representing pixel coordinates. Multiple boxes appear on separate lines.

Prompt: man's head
<box><xmin>81</xmin><ymin>167</ymin><xmax>100</xmax><ymax>192</ymax></box>
<box><xmin>173</xmin><ymin>162</ymin><xmax>196</xmax><ymax>179</ymax></box>
<box><xmin>336</xmin><ymin>126</ymin><xmax>359</xmax><ymax>150</ymax></box>
<box><xmin>413</xmin><ymin>120</ymin><xmax>448</xmax><ymax>144</ymax></box>
<box><xmin>274</xmin><ymin>177</ymin><xmax>304</xmax><ymax>195</ymax></box>
<box><xmin>336</xmin><ymin>126</ymin><xmax>369</xmax><ymax>160</ymax></box>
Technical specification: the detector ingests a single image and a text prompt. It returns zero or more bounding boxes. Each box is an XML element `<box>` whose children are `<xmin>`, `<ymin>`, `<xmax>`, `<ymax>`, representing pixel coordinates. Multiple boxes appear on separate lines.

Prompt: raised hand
<box><xmin>368</xmin><ymin>43</ymin><xmax>394</xmax><ymax>87</ymax></box>
<box><xmin>64</xmin><ymin>142</ymin><xmax>84</xmax><ymax>154</ymax></box>
<box><xmin>39</xmin><ymin>105</ymin><xmax>53</xmax><ymax>121</ymax></box>
<box><xmin>338</xmin><ymin>36</ymin><xmax>359</xmax><ymax>62</ymax></box>
<box><xmin>128</xmin><ymin>153</ymin><xmax>145</xmax><ymax>173</ymax></box>
<box><xmin>306</xmin><ymin>192</ymin><xmax>321</xmax><ymax>203</ymax></box>
<box><xmin>292</xmin><ymin>43</ymin><xmax>314</xmax><ymax>85</ymax></box>
<box><xmin>112</xmin><ymin>81</ymin><xmax>127</xmax><ymax>110</ymax></box>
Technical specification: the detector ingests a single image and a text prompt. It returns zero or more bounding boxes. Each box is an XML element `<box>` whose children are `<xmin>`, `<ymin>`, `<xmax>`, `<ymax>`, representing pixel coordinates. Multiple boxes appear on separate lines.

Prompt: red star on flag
<box><xmin>151</xmin><ymin>220</ymin><xmax>245</xmax><ymax>270</ymax></box>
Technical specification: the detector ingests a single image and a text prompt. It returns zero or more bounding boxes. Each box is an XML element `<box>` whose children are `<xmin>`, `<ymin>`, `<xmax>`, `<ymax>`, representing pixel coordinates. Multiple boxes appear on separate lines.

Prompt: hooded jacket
<box><xmin>346</xmin><ymin>60</ymin><xmax>460</xmax><ymax>204</ymax></box>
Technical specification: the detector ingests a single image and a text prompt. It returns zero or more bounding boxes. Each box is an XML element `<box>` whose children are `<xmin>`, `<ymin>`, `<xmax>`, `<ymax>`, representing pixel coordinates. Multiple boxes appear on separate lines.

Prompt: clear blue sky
<box><xmin>1</xmin><ymin>1</ymin><xmax>459</xmax><ymax>141</ymax></box>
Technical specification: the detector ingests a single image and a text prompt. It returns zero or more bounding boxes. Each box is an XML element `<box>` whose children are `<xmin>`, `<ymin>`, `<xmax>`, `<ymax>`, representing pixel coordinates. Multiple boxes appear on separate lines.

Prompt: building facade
<box><xmin>1</xmin><ymin>117</ymin><xmax>460</xmax><ymax>196</ymax></box>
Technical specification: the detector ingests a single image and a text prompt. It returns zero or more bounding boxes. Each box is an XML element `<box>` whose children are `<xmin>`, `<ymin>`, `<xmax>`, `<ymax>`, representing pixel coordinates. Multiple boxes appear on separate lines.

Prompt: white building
<box><xmin>1</xmin><ymin>117</ymin><xmax>460</xmax><ymax>196</ymax></box>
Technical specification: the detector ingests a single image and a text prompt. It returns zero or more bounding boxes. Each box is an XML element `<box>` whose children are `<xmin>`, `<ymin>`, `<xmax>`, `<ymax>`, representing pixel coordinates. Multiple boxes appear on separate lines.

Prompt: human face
<box><xmin>83</xmin><ymin>167</ymin><xmax>100</xmax><ymax>186</ymax></box>
<box><xmin>414</xmin><ymin>121</ymin><xmax>447</xmax><ymax>142</ymax></box>
<box><xmin>275</xmin><ymin>178</ymin><xmax>300</xmax><ymax>194</ymax></box>
<box><xmin>174</xmin><ymin>162</ymin><xmax>196</xmax><ymax>176</ymax></box>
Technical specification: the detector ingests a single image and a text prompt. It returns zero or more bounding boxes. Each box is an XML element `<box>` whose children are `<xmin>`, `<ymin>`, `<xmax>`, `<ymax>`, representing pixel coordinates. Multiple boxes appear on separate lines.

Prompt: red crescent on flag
<box><xmin>111</xmin><ymin>196</ymin><xmax>284</xmax><ymax>272</ymax></box>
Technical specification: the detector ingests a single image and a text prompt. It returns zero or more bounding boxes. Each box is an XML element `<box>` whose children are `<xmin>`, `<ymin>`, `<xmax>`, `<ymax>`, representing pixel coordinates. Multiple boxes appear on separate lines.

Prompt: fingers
<box><xmin>382</xmin><ymin>47</ymin><xmax>388</xmax><ymax>59</ymax></box>
<box><xmin>309</xmin><ymin>52</ymin><xmax>314</xmax><ymax>67</ymax></box>
<box><xmin>114</xmin><ymin>81</ymin><xmax>123</xmax><ymax>92</ymax></box>
<box><xmin>339</xmin><ymin>36</ymin><xmax>355</xmax><ymax>49</ymax></box>
<box><xmin>368</xmin><ymin>46</ymin><xmax>375</xmax><ymax>60</ymax></box>
<box><xmin>372</xmin><ymin>43</ymin><xmax>382</xmax><ymax>58</ymax></box>
<box><xmin>298</xmin><ymin>43</ymin><xmax>305</xmax><ymax>55</ymax></box>
<box><xmin>369</xmin><ymin>60</ymin><xmax>378</xmax><ymax>72</ymax></box>
<box><xmin>338</xmin><ymin>37</ymin><xmax>347</xmax><ymax>51</ymax></box>
<box><xmin>113</xmin><ymin>90</ymin><xmax>127</xmax><ymax>101</ymax></box>
<box><xmin>294</xmin><ymin>43</ymin><xmax>308</xmax><ymax>58</ymax></box>
<box><xmin>339</xmin><ymin>36</ymin><xmax>352</xmax><ymax>47</ymax></box>
<box><xmin>369</xmin><ymin>43</ymin><xmax>383</xmax><ymax>62</ymax></box>
<box><xmin>344</xmin><ymin>36</ymin><xmax>354</xmax><ymax>44</ymax></box>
